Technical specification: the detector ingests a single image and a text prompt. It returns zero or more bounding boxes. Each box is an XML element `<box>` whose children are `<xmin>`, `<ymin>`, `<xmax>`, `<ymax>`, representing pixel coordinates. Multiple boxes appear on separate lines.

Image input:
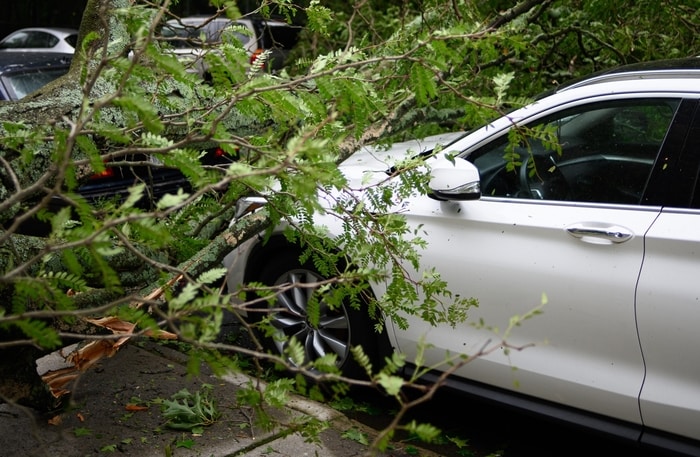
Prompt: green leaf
<box><xmin>341</xmin><ymin>428</ymin><xmax>369</xmax><ymax>445</ymax></box>
<box><xmin>306</xmin><ymin>0</ymin><xmax>333</xmax><ymax>34</ymax></box>
<box><xmin>404</xmin><ymin>420</ymin><xmax>441</xmax><ymax>443</ymax></box>
<box><xmin>161</xmin><ymin>386</ymin><xmax>220</xmax><ymax>431</ymax></box>
<box><xmin>112</xmin><ymin>95</ymin><xmax>164</xmax><ymax>133</ymax></box>
<box><xmin>170</xmin><ymin>283</ymin><xmax>200</xmax><ymax>311</ymax></box>
<box><xmin>493</xmin><ymin>72</ymin><xmax>515</xmax><ymax>105</ymax></box>
<box><xmin>283</xmin><ymin>337</ymin><xmax>306</xmax><ymax>368</ymax></box>
<box><xmin>263</xmin><ymin>378</ymin><xmax>294</xmax><ymax>408</ymax></box>
<box><xmin>377</xmin><ymin>373</ymin><xmax>404</xmax><ymax>396</ymax></box>
<box><xmin>410</xmin><ymin>63</ymin><xmax>438</xmax><ymax>105</ymax></box>
<box><xmin>196</xmin><ymin>268</ymin><xmax>226</xmax><ymax>286</ymax></box>
<box><xmin>73</xmin><ymin>427</ymin><xmax>92</xmax><ymax>437</ymax></box>
<box><xmin>75</xmin><ymin>134</ymin><xmax>105</xmax><ymax>175</ymax></box>
<box><xmin>156</xmin><ymin>190</ymin><xmax>190</xmax><ymax>209</ymax></box>
<box><xmin>13</xmin><ymin>319</ymin><xmax>61</xmax><ymax>349</ymax></box>
<box><xmin>176</xmin><ymin>438</ymin><xmax>196</xmax><ymax>448</ymax></box>
<box><xmin>119</xmin><ymin>183</ymin><xmax>146</xmax><ymax>210</ymax></box>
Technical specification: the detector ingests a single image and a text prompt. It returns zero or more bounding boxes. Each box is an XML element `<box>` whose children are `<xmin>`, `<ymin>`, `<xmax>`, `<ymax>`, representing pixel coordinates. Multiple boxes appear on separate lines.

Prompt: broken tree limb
<box><xmin>37</xmin><ymin>209</ymin><xmax>271</xmax><ymax>400</ymax></box>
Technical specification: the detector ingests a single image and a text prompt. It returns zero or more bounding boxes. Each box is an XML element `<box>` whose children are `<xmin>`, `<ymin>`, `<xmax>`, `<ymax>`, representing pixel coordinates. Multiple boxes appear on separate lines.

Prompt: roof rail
<box><xmin>554</xmin><ymin>57</ymin><xmax>700</xmax><ymax>93</ymax></box>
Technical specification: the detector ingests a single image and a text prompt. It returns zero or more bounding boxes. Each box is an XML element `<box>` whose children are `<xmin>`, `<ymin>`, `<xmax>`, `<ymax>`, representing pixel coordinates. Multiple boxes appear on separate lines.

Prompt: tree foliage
<box><xmin>0</xmin><ymin>0</ymin><xmax>697</xmax><ymax>451</ymax></box>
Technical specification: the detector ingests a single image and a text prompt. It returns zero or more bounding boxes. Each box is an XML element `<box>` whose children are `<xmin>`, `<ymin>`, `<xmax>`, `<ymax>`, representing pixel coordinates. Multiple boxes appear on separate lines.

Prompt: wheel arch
<box><xmin>242</xmin><ymin>233</ymin><xmax>395</xmax><ymax>364</ymax></box>
<box><xmin>242</xmin><ymin>233</ymin><xmax>302</xmax><ymax>285</ymax></box>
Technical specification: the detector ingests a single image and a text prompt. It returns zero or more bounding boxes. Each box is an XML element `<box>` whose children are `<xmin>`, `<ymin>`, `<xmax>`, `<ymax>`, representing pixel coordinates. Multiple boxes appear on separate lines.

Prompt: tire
<box><xmin>251</xmin><ymin>250</ymin><xmax>381</xmax><ymax>379</ymax></box>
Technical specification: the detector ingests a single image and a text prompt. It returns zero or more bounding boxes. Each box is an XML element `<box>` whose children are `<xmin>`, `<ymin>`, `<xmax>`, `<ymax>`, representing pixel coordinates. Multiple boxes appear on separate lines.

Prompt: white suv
<box><xmin>224</xmin><ymin>57</ymin><xmax>700</xmax><ymax>456</ymax></box>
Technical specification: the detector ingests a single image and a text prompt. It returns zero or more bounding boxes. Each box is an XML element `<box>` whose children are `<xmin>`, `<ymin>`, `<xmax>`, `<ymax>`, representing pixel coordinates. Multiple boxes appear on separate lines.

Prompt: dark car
<box><xmin>72</xmin><ymin>148</ymin><xmax>234</xmax><ymax>210</ymax></box>
<box><xmin>9</xmin><ymin>147</ymin><xmax>236</xmax><ymax>236</ymax></box>
<box><xmin>0</xmin><ymin>50</ymin><xmax>235</xmax><ymax>237</ymax></box>
<box><xmin>0</xmin><ymin>51</ymin><xmax>71</xmax><ymax>100</ymax></box>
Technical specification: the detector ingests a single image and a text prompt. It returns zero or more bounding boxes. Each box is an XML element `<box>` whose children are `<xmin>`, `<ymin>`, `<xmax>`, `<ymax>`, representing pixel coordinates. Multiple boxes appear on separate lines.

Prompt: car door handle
<box><xmin>566</xmin><ymin>223</ymin><xmax>633</xmax><ymax>244</ymax></box>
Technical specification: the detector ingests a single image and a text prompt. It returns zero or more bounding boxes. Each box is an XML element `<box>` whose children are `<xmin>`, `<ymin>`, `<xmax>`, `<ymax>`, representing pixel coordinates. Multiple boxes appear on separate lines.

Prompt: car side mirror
<box><xmin>428</xmin><ymin>156</ymin><xmax>481</xmax><ymax>201</ymax></box>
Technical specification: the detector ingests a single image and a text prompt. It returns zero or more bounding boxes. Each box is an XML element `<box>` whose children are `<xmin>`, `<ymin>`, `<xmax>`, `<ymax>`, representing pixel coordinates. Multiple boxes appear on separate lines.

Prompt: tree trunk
<box><xmin>0</xmin><ymin>343</ymin><xmax>57</xmax><ymax>410</ymax></box>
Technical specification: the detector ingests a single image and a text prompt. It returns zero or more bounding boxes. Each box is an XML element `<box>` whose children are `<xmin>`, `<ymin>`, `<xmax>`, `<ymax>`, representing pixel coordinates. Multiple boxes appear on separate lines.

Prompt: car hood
<box><xmin>338</xmin><ymin>131</ymin><xmax>467</xmax><ymax>185</ymax></box>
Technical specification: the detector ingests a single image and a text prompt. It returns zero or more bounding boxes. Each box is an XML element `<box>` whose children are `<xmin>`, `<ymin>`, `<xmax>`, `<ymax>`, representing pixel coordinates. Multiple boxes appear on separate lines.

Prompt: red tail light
<box><xmin>250</xmin><ymin>48</ymin><xmax>265</xmax><ymax>69</ymax></box>
<box><xmin>90</xmin><ymin>167</ymin><xmax>115</xmax><ymax>180</ymax></box>
<box><xmin>250</xmin><ymin>48</ymin><xmax>262</xmax><ymax>63</ymax></box>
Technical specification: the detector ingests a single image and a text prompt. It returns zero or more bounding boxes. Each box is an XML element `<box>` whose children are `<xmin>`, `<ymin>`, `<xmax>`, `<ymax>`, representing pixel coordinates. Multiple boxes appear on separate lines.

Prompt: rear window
<box><xmin>2</xmin><ymin>67</ymin><xmax>69</xmax><ymax>100</ymax></box>
<box><xmin>0</xmin><ymin>32</ymin><xmax>29</xmax><ymax>49</ymax></box>
<box><xmin>65</xmin><ymin>34</ymin><xmax>78</xmax><ymax>48</ymax></box>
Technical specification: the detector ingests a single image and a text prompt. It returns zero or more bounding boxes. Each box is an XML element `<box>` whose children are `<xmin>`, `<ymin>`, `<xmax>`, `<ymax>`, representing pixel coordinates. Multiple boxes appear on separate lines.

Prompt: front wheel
<box><xmin>251</xmin><ymin>251</ymin><xmax>382</xmax><ymax>379</ymax></box>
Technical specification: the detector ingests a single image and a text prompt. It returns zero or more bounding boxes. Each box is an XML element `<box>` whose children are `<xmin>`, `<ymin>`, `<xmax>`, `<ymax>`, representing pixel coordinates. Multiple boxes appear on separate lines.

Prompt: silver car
<box><xmin>0</xmin><ymin>27</ymin><xmax>78</xmax><ymax>54</ymax></box>
<box><xmin>224</xmin><ymin>57</ymin><xmax>700</xmax><ymax>456</ymax></box>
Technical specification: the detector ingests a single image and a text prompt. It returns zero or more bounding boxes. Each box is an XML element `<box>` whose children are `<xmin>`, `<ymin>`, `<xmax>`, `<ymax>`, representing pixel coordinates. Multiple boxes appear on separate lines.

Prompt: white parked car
<box><xmin>161</xmin><ymin>16</ymin><xmax>258</xmax><ymax>55</ymax></box>
<box><xmin>224</xmin><ymin>57</ymin><xmax>700</xmax><ymax>456</ymax></box>
<box><xmin>0</xmin><ymin>27</ymin><xmax>78</xmax><ymax>53</ymax></box>
<box><xmin>160</xmin><ymin>15</ymin><xmax>300</xmax><ymax>76</ymax></box>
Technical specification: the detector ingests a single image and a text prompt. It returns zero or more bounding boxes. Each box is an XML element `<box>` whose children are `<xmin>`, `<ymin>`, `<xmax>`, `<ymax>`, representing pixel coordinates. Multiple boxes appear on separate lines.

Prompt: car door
<box><xmin>390</xmin><ymin>95</ymin><xmax>683</xmax><ymax>426</ymax></box>
<box><xmin>636</xmin><ymin>99</ymin><xmax>700</xmax><ymax>444</ymax></box>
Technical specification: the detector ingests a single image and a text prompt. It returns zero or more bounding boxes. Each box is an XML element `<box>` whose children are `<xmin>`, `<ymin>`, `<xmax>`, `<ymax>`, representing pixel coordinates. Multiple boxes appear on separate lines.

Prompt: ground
<box><xmin>0</xmin><ymin>336</ymin><xmax>437</xmax><ymax>457</ymax></box>
<box><xmin>1</xmin><ymin>341</ymin><xmax>269</xmax><ymax>457</ymax></box>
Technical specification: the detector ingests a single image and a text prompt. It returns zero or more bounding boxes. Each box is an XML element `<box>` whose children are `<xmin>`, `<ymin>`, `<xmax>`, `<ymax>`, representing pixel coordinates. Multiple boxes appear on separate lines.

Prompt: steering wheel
<box><xmin>519</xmin><ymin>154</ymin><xmax>571</xmax><ymax>200</ymax></box>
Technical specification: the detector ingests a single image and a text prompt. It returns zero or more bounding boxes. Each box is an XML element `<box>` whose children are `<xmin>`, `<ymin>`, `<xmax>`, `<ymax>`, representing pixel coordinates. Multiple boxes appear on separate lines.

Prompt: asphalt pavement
<box><xmin>0</xmin><ymin>339</ymin><xmax>440</xmax><ymax>457</ymax></box>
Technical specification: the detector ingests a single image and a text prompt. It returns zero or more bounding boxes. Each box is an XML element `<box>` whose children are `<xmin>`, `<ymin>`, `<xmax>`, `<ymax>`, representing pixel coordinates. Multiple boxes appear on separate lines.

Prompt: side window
<box><xmin>26</xmin><ymin>32</ymin><xmax>57</xmax><ymax>48</ymax></box>
<box><xmin>206</xmin><ymin>21</ymin><xmax>228</xmax><ymax>43</ymax></box>
<box><xmin>1</xmin><ymin>32</ymin><xmax>29</xmax><ymax>48</ymax></box>
<box><xmin>471</xmin><ymin>99</ymin><xmax>680</xmax><ymax>204</ymax></box>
